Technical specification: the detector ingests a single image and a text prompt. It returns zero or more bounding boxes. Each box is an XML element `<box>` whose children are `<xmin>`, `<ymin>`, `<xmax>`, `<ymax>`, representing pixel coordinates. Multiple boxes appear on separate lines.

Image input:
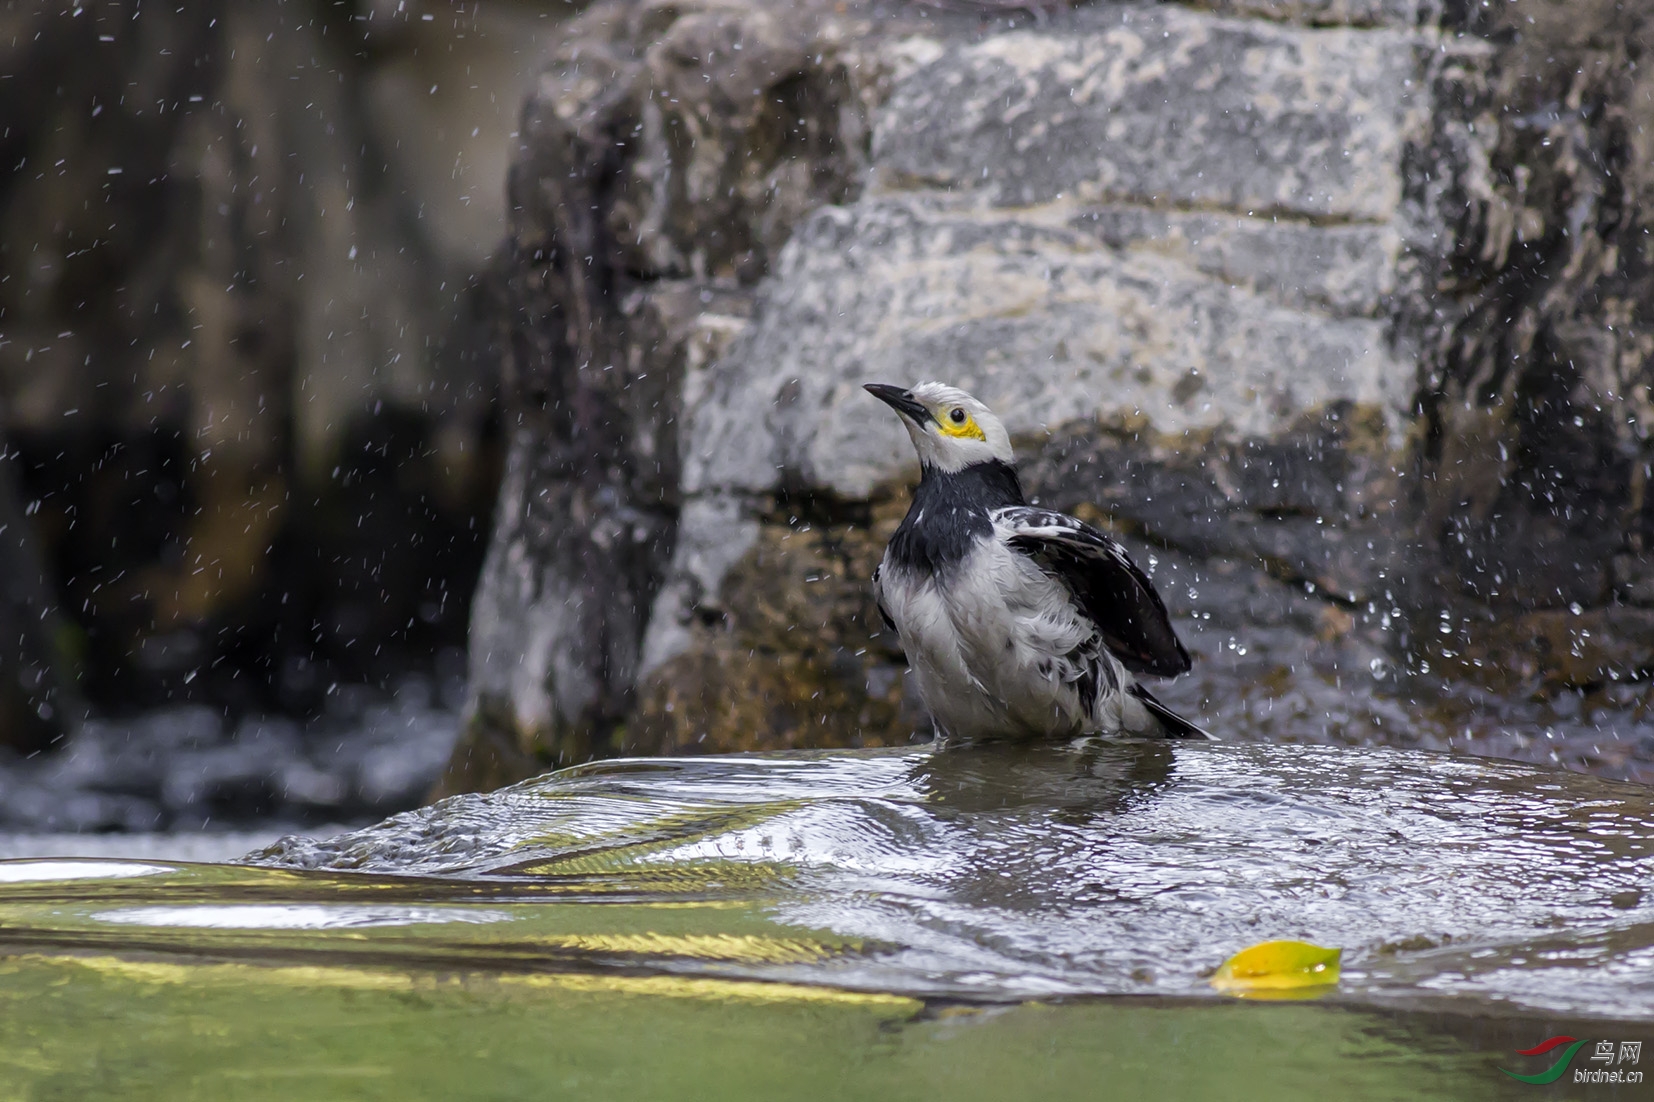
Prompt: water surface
<box><xmin>3</xmin><ymin>740</ymin><xmax>1652</xmax><ymax>1098</ymax></box>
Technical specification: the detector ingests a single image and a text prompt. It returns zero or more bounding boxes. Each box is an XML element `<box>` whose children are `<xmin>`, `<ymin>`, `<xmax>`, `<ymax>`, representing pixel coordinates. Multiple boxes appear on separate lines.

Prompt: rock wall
<box><xmin>444</xmin><ymin>0</ymin><xmax>1654</xmax><ymax>790</ymax></box>
<box><xmin>1411</xmin><ymin>0</ymin><xmax>1654</xmax><ymax>687</ymax></box>
<box><xmin>445</xmin><ymin>0</ymin><xmax>876</xmax><ymax>789</ymax></box>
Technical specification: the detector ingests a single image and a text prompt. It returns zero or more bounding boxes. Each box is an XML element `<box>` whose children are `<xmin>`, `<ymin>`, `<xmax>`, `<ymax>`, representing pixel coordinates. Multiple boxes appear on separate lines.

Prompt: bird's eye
<box><xmin>949</xmin><ymin>408</ymin><xmax>967</xmax><ymax>424</ymax></box>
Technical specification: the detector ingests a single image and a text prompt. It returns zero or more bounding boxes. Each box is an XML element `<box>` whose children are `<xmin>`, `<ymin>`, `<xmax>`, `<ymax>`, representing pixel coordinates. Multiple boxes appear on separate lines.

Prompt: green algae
<box><xmin>0</xmin><ymin>949</ymin><xmax>1517</xmax><ymax>1102</ymax></box>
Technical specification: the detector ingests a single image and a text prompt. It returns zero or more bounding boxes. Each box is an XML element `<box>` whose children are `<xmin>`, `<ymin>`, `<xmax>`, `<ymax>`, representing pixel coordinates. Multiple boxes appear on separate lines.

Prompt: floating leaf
<box><xmin>1210</xmin><ymin>940</ymin><xmax>1341</xmax><ymax>997</ymax></box>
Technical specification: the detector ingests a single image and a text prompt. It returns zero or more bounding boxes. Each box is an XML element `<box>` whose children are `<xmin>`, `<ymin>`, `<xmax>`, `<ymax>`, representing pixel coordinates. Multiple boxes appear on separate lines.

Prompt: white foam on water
<box><xmin>0</xmin><ymin>860</ymin><xmax>175</xmax><ymax>884</ymax></box>
<box><xmin>90</xmin><ymin>904</ymin><xmax>514</xmax><ymax>930</ymax></box>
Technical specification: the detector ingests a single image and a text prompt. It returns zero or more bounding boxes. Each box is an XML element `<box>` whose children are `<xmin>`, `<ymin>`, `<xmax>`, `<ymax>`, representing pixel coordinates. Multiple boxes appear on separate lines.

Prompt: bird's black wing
<box><xmin>993</xmin><ymin>506</ymin><xmax>1191</xmax><ymax>678</ymax></box>
<box><xmin>1129</xmin><ymin>683</ymin><xmax>1213</xmax><ymax>739</ymax></box>
<box><xmin>871</xmin><ymin>564</ymin><xmax>898</xmax><ymax>634</ymax></box>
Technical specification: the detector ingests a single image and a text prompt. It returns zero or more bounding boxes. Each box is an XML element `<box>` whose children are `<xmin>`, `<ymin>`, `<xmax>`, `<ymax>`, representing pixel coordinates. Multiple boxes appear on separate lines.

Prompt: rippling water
<box><xmin>3</xmin><ymin>740</ymin><xmax>1652</xmax><ymax>1098</ymax></box>
<box><xmin>239</xmin><ymin>740</ymin><xmax>1654</xmax><ymax>1018</ymax></box>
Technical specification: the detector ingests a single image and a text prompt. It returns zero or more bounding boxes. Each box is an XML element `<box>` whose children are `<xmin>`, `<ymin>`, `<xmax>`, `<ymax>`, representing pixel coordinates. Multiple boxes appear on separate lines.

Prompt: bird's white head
<box><xmin>864</xmin><ymin>381</ymin><xmax>1014</xmax><ymax>474</ymax></box>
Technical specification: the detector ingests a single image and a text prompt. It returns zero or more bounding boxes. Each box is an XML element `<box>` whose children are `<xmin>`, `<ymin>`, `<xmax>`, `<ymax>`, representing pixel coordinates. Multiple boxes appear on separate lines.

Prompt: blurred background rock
<box><xmin>0</xmin><ymin>0</ymin><xmax>574</xmax><ymax>830</ymax></box>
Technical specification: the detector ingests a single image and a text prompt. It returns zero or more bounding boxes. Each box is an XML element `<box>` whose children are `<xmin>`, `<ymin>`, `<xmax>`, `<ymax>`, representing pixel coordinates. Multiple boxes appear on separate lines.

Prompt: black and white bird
<box><xmin>865</xmin><ymin>381</ymin><xmax>1210</xmax><ymax>742</ymax></box>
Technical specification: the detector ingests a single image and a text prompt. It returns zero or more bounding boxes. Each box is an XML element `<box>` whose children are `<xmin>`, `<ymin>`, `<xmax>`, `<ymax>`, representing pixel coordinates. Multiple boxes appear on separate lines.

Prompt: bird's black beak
<box><xmin>863</xmin><ymin>383</ymin><xmax>933</xmax><ymax>426</ymax></box>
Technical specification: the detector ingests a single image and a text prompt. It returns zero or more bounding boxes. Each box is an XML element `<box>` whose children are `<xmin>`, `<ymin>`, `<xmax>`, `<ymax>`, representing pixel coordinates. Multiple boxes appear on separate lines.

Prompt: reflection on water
<box><xmin>2</xmin><ymin>740</ymin><xmax>1651</xmax><ymax>1097</ymax></box>
<box><xmin>92</xmin><ymin>904</ymin><xmax>513</xmax><ymax>930</ymax></box>
<box><xmin>0</xmin><ymin>859</ymin><xmax>174</xmax><ymax>883</ymax></box>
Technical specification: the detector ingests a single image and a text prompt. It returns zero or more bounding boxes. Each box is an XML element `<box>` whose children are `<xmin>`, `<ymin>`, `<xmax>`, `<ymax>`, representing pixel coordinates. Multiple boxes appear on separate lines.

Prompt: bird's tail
<box><xmin>1128</xmin><ymin>684</ymin><xmax>1215</xmax><ymax>740</ymax></box>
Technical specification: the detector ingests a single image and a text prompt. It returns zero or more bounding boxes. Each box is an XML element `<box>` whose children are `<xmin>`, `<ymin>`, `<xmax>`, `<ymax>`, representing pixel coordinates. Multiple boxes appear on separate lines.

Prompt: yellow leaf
<box><xmin>1210</xmin><ymin>939</ymin><xmax>1341</xmax><ymax>998</ymax></box>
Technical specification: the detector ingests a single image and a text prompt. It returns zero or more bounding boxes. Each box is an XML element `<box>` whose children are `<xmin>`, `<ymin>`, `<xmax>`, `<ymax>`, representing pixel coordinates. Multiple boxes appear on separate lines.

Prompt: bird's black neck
<box><xmin>888</xmin><ymin>460</ymin><xmax>1026</xmax><ymax>573</ymax></box>
<box><xmin>917</xmin><ymin>459</ymin><xmax>1026</xmax><ymax>509</ymax></box>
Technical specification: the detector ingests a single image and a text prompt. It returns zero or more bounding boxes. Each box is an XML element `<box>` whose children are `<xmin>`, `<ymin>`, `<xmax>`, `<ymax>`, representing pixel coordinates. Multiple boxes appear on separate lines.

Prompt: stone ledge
<box><xmin>873</xmin><ymin>5</ymin><xmax>1433</xmax><ymax>221</ymax></box>
<box><xmin>682</xmin><ymin>195</ymin><xmax>1412</xmax><ymax>502</ymax></box>
<box><xmin>1172</xmin><ymin>0</ymin><xmax>1439</xmax><ymax>30</ymax></box>
<box><xmin>1072</xmin><ymin>207</ymin><xmax>1400</xmax><ymax>318</ymax></box>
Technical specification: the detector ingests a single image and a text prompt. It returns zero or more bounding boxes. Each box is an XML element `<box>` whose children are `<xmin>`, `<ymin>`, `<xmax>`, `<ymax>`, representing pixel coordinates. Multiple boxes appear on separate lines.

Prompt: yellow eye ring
<box><xmin>937</xmin><ymin>408</ymin><xmax>987</xmax><ymax>442</ymax></box>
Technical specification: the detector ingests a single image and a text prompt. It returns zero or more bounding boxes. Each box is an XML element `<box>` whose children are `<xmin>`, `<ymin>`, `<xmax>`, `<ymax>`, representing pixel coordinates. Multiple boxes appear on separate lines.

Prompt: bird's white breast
<box><xmin>878</xmin><ymin>535</ymin><xmax>1109</xmax><ymax>740</ymax></box>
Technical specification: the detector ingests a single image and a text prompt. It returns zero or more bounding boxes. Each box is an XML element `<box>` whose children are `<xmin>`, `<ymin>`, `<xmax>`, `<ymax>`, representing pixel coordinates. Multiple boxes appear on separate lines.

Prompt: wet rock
<box><xmin>1174</xmin><ymin>0</ymin><xmax>1435</xmax><ymax>27</ymax></box>
<box><xmin>447</xmin><ymin>0</ymin><xmax>883</xmax><ymax>787</ymax></box>
<box><xmin>1414</xmin><ymin>0</ymin><xmax>1654</xmax><ymax>616</ymax></box>
<box><xmin>443</xmin><ymin>0</ymin><xmax>1654</xmax><ymax>790</ymax></box>
<box><xmin>626</xmin><ymin>2</ymin><xmax>1434</xmax><ymax>773</ymax></box>
<box><xmin>681</xmin><ymin>197</ymin><xmax>1409</xmax><ymax>502</ymax></box>
<box><xmin>442</xmin><ymin>0</ymin><xmax>1442</xmax><ymax>786</ymax></box>
<box><xmin>874</xmin><ymin>7</ymin><xmax>1425</xmax><ymax>218</ymax></box>
<box><xmin>628</xmin><ymin>495</ymin><xmax>924</xmax><ymax>755</ymax></box>
<box><xmin>1448</xmin><ymin>606</ymin><xmax>1654</xmax><ymax>692</ymax></box>
<box><xmin>1072</xmin><ymin>209</ymin><xmax>1401</xmax><ymax>319</ymax></box>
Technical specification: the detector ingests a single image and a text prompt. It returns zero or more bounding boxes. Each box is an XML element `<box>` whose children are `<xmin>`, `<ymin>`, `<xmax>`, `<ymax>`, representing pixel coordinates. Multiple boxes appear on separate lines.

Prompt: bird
<box><xmin>864</xmin><ymin>381</ymin><xmax>1210</xmax><ymax>742</ymax></box>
